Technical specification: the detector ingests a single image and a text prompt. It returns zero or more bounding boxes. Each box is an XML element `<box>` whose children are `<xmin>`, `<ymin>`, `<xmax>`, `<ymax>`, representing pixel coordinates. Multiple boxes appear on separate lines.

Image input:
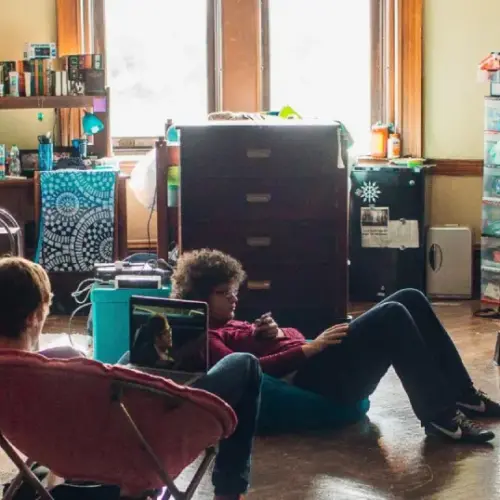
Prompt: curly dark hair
<box><xmin>171</xmin><ymin>249</ymin><xmax>247</xmax><ymax>301</ymax></box>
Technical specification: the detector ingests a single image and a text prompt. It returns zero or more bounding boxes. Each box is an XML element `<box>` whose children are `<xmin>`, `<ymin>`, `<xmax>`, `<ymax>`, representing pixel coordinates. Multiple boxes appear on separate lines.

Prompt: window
<box><xmin>105</xmin><ymin>0</ymin><xmax>213</xmax><ymax>139</ymax></box>
<box><xmin>264</xmin><ymin>0</ymin><xmax>373</xmax><ymax>155</ymax></box>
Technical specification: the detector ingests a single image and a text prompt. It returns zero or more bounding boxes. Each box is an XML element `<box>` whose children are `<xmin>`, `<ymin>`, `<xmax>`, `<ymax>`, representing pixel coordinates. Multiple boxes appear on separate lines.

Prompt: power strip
<box><xmin>114</xmin><ymin>275</ymin><xmax>161</xmax><ymax>289</ymax></box>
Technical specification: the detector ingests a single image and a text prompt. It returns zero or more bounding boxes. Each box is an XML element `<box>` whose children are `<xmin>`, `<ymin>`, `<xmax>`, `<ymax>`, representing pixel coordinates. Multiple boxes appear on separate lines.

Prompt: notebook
<box><xmin>127</xmin><ymin>295</ymin><xmax>209</xmax><ymax>385</ymax></box>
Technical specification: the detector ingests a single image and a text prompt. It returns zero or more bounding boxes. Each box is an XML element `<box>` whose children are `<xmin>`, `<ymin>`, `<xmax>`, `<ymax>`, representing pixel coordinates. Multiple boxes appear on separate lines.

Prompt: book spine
<box><xmin>9</xmin><ymin>72</ymin><xmax>19</xmax><ymax>96</ymax></box>
<box><xmin>43</xmin><ymin>60</ymin><xmax>49</xmax><ymax>96</ymax></box>
<box><xmin>37</xmin><ymin>59</ymin><xmax>44</xmax><ymax>95</ymax></box>
<box><xmin>61</xmin><ymin>70</ymin><xmax>68</xmax><ymax>96</ymax></box>
<box><xmin>30</xmin><ymin>61</ymin><xmax>35</xmax><ymax>96</ymax></box>
<box><xmin>24</xmin><ymin>72</ymin><xmax>31</xmax><ymax>97</ymax></box>
<box><xmin>67</xmin><ymin>55</ymin><xmax>79</xmax><ymax>80</ymax></box>
<box><xmin>92</xmin><ymin>54</ymin><xmax>103</xmax><ymax>70</ymax></box>
<box><xmin>55</xmin><ymin>71</ymin><xmax>62</xmax><ymax>96</ymax></box>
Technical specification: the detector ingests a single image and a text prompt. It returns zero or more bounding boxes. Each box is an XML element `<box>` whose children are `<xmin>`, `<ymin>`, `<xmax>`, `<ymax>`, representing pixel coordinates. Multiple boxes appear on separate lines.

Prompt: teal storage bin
<box><xmin>91</xmin><ymin>284</ymin><xmax>171</xmax><ymax>363</ymax></box>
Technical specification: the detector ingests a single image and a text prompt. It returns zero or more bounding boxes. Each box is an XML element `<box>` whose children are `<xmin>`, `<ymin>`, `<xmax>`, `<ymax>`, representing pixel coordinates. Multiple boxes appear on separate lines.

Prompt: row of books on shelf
<box><xmin>0</xmin><ymin>54</ymin><xmax>105</xmax><ymax>98</ymax></box>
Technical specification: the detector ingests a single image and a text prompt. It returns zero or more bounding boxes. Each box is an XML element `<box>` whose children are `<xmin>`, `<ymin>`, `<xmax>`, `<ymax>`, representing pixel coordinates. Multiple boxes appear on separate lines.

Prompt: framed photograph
<box><xmin>19</xmin><ymin>149</ymin><xmax>39</xmax><ymax>172</ymax></box>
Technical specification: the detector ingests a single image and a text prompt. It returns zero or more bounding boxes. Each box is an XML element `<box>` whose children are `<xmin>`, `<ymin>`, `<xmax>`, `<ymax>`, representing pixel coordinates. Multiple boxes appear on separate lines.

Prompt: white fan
<box><xmin>128</xmin><ymin>148</ymin><xmax>157</xmax><ymax>211</ymax></box>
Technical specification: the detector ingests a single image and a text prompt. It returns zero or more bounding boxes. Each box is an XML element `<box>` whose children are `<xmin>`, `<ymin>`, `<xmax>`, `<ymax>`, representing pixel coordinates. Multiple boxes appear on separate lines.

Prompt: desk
<box><xmin>0</xmin><ymin>174</ymin><xmax>128</xmax><ymax>259</ymax></box>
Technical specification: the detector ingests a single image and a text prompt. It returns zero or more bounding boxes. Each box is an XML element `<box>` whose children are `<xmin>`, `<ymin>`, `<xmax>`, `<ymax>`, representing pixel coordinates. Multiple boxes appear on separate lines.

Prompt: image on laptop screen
<box><xmin>129</xmin><ymin>296</ymin><xmax>209</xmax><ymax>374</ymax></box>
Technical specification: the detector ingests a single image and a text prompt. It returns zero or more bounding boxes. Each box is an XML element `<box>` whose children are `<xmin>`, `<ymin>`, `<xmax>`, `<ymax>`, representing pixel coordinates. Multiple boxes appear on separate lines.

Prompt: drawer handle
<box><xmin>247</xmin><ymin>280</ymin><xmax>271</xmax><ymax>290</ymax></box>
<box><xmin>246</xmin><ymin>193</ymin><xmax>271</xmax><ymax>203</ymax></box>
<box><xmin>246</xmin><ymin>237</ymin><xmax>271</xmax><ymax>247</ymax></box>
<box><xmin>246</xmin><ymin>148</ymin><xmax>271</xmax><ymax>159</ymax></box>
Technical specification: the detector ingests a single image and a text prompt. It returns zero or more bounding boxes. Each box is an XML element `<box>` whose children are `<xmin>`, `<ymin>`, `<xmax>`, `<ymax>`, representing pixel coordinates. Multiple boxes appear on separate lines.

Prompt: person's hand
<box><xmin>254</xmin><ymin>312</ymin><xmax>283</xmax><ymax>339</ymax></box>
<box><xmin>302</xmin><ymin>323</ymin><xmax>349</xmax><ymax>357</ymax></box>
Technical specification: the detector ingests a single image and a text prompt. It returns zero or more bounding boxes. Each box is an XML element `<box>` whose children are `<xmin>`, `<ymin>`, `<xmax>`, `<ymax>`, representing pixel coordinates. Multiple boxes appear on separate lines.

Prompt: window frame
<box><xmin>260</xmin><ymin>0</ymin><xmax>422</xmax><ymax>158</ymax></box>
<box><xmin>261</xmin><ymin>0</ymin><xmax>381</xmax><ymax>121</ymax></box>
<box><xmin>93</xmin><ymin>0</ymin><xmax>422</xmax><ymax>157</ymax></box>
<box><xmin>96</xmin><ymin>0</ymin><xmax>220</xmax><ymax>151</ymax></box>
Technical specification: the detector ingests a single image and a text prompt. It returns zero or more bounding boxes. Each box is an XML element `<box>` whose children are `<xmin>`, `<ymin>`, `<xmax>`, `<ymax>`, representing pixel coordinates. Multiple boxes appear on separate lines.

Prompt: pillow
<box><xmin>257</xmin><ymin>374</ymin><xmax>370</xmax><ymax>435</ymax></box>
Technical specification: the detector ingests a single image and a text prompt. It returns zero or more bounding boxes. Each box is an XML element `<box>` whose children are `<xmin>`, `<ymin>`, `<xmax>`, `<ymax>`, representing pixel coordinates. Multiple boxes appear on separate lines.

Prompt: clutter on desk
<box><xmin>8</xmin><ymin>145</ymin><xmax>21</xmax><ymax>176</ymax></box>
<box><xmin>0</xmin><ymin>134</ymin><xmax>115</xmax><ymax>179</ymax></box>
<box><xmin>0</xmin><ymin>44</ymin><xmax>105</xmax><ymax>98</ymax></box>
<box><xmin>0</xmin><ymin>145</ymin><xmax>5</xmax><ymax>179</ymax></box>
<box><xmin>370</xmin><ymin>122</ymin><xmax>401</xmax><ymax>159</ymax></box>
<box><xmin>356</xmin><ymin>155</ymin><xmax>428</xmax><ymax>173</ymax></box>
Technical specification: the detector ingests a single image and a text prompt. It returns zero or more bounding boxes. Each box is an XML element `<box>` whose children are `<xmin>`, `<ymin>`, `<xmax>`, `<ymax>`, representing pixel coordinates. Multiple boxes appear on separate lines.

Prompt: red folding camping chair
<box><xmin>0</xmin><ymin>350</ymin><xmax>237</xmax><ymax>500</ymax></box>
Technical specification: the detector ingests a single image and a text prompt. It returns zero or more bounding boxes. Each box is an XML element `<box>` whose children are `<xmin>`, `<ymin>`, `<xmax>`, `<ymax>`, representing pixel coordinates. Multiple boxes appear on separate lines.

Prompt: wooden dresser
<box><xmin>178</xmin><ymin>122</ymin><xmax>348</xmax><ymax>338</ymax></box>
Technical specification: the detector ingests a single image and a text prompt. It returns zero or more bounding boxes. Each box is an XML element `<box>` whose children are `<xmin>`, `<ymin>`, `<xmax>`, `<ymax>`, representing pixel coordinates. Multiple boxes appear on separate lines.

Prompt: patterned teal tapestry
<box><xmin>35</xmin><ymin>170</ymin><xmax>116</xmax><ymax>272</ymax></box>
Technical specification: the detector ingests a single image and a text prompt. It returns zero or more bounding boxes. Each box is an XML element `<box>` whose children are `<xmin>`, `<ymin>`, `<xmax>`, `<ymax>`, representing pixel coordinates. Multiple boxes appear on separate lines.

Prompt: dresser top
<box><xmin>177</xmin><ymin>120</ymin><xmax>341</xmax><ymax>130</ymax></box>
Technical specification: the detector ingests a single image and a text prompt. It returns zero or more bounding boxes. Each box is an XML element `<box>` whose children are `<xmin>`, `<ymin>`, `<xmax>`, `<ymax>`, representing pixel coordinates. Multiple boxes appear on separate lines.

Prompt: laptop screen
<box><xmin>129</xmin><ymin>296</ymin><xmax>209</xmax><ymax>373</ymax></box>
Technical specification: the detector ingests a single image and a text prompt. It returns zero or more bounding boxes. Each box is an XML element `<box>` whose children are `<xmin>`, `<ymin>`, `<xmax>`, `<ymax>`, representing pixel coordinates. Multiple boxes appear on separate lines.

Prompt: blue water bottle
<box><xmin>38</xmin><ymin>135</ymin><xmax>53</xmax><ymax>171</ymax></box>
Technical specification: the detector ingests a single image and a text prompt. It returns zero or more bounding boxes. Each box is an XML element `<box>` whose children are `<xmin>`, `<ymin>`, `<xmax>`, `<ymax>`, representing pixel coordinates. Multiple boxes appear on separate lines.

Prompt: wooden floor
<box><xmin>2</xmin><ymin>301</ymin><xmax>500</xmax><ymax>499</ymax></box>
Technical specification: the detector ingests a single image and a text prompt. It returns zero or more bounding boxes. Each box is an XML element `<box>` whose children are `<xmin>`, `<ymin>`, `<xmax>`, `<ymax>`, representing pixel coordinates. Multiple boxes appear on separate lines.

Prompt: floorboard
<box><xmin>2</xmin><ymin>301</ymin><xmax>500</xmax><ymax>499</ymax></box>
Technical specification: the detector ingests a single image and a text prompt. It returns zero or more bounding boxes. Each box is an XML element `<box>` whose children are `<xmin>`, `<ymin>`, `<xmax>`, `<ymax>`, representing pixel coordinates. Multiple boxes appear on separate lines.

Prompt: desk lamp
<box><xmin>82</xmin><ymin>111</ymin><xmax>104</xmax><ymax>135</ymax></box>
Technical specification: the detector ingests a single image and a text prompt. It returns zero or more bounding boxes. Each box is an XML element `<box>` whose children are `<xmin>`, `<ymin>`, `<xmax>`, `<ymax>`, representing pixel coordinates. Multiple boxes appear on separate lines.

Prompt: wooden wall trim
<box><xmin>428</xmin><ymin>159</ymin><xmax>483</xmax><ymax>176</ymax></box>
<box><xmin>93</xmin><ymin>0</ymin><xmax>106</xmax><ymax>81</ymax></box>
<box><xmin>56</xmin><ymin>0</ymin><xmax>81</xmax><ymax>55</ymax></box>
<box><xmin>128</xmin><ymin>239</ymin><xmax>158</xmax><ymax>251</ymax></box>
<box><xmin>396</xmin><ymin>0</ymin><xmax>422</xmax><ymax>157</ymax></box>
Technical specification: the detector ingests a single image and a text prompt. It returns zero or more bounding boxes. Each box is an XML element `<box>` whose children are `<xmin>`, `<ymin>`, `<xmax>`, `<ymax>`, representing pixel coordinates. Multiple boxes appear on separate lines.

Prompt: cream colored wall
<box><xmin>424</xmin><ymin>0</ymin><xmax>500</xmax><ymax>242</ymax></box>
<box><xmin>0</xmin><ymin>0</ymin><xmax>56</xmax><ymax>148</ymax></box>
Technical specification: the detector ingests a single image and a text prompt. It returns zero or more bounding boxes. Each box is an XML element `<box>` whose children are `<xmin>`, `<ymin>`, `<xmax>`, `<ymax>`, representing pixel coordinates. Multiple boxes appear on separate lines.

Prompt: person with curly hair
<box><xmin>171</xmin><ymin>248</ymin><xmax>500</xmax><ymax>445</ymax></box>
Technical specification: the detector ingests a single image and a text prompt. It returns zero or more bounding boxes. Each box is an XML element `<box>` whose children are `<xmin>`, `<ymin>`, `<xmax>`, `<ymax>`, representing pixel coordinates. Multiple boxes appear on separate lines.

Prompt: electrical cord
<box><xmin>146</xmin><ymin>183</ymin><xmax>158</xmax><ymax>263</ymax></box>
<box><xmin>67</xmin><ymin>302</ymin><xmax>93</xmax><ymax>348</ymax></box>
<box><xmin>67</xmin><ymin>277</ymin><xmax>110</xmax><ymax>348</ymax></box>
<box><xmin>71</xmin><ymin>278</ymin><xmax>102</xmax><ymax>305</ymax></box>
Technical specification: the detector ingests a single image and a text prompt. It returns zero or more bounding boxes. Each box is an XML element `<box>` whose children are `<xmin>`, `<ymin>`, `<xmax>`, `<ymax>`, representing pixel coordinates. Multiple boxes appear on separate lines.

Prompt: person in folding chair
<box><xmin>170</xmin><ymin>249</ymin><xmax>500</xmax><ymax>445</ymax></box>
<box><xmin>0</xmin><ymin>256</ymin><xmax>261</xmax><ymax>500</ymax></box>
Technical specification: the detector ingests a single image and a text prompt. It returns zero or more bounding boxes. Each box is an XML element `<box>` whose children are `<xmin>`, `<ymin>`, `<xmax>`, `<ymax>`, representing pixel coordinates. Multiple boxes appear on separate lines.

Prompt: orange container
<box><xmin>387</xmin><ymin>133</ymin><xmax>401</xmax><ymax>159</ymax></box>
<box><xmin>371</xmin><ymin>124</ymin><xmax>389</xmax><ymax>158</ymax></box>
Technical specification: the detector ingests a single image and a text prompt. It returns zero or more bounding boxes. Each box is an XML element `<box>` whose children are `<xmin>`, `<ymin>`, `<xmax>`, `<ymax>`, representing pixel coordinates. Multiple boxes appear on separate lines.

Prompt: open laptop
<box><xmin>127</xmin><ymin>295</ymin><xmax>209</xmax><ymax>385</ymax></box>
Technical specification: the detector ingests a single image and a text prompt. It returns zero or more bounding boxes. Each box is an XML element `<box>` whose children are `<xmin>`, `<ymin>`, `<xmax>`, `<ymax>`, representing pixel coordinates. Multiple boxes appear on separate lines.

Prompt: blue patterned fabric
<box><xmin>35</xmin><ymin>170</ymin><xmax>116</xmax><ymax>272</ymax></box>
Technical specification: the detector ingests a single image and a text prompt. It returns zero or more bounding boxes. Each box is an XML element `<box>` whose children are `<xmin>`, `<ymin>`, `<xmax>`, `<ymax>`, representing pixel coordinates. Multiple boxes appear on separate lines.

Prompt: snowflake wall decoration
<box><xmin>355</xmin><ymin>181</ymin><xmax>381</xmax><ymax>203</ymax></box>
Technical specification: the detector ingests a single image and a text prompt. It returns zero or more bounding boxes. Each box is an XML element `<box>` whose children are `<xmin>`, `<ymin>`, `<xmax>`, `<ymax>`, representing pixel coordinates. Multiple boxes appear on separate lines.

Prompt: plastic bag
<box><xmin>129</xmin><ymin>148</ymin><xmax>157</xmax><ymax>211</ymax></box>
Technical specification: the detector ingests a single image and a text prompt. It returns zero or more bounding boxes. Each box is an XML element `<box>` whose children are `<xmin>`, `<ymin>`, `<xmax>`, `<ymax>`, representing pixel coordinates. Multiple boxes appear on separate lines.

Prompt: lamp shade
<box><xmin>82</xmin><ymin>111</ymin><xmax>104</xmax><ymax>135</ymax></box>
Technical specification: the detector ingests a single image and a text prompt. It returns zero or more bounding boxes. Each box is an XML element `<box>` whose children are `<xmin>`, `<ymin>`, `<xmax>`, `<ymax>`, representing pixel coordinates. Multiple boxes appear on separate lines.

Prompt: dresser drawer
<box><xmin>181</xmin><ymin>177</ymin><xmax>346</xmax><ymax>223</ymax></box>
<box><xmin>235</xmin><ymin>263</ymin><xmax>344</xmax><ymax>308</ymax></box>
<box><xmin>182</xmin><ymin>220</ymin><xmax>339</xmax><ymax>264</ymax></box>
<box><xmin>179</xmin><ymin>123</ymin><xmax>343</xmax><ymax>179</ymax></box>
